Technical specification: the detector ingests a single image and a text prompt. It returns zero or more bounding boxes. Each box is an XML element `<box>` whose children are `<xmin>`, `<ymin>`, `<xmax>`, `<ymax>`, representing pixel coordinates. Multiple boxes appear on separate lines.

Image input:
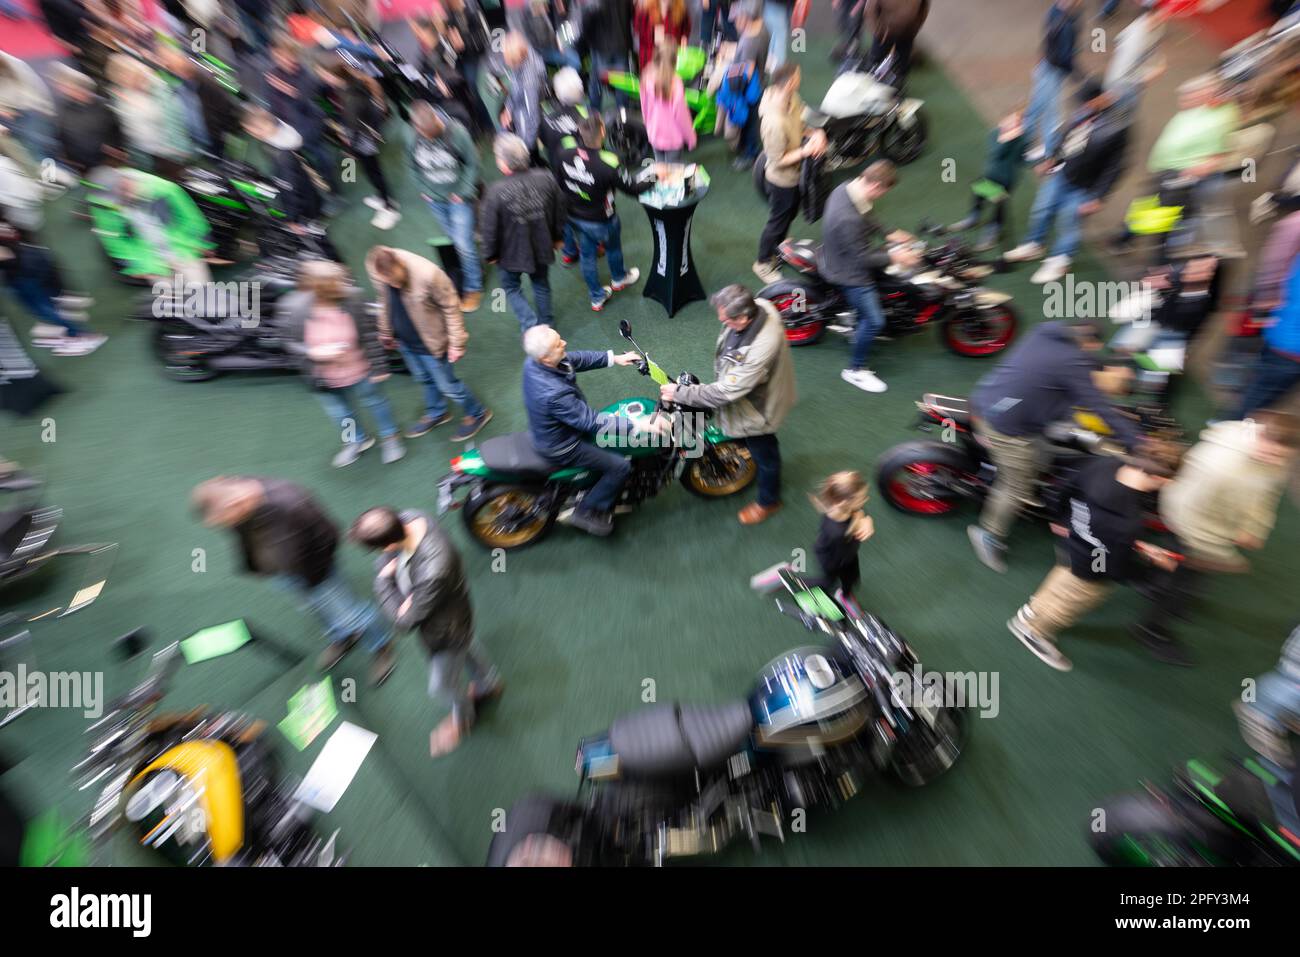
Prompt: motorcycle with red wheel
<box><xmin>756</xmin><ymin>234</ymin><xmax>1019</xmax><ymax>357</ymax></box>
<box><xmin>875</xmin><ymin>392</ymin><xmax>1181</xmax><ymax>523</ymax></box>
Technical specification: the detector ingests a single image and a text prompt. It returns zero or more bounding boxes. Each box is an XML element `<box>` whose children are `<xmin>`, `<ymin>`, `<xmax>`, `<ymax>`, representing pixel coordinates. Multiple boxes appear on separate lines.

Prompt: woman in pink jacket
<box><xmin>640</xmin><ymin>43</ymin><xmax>697</xmax><ymax>163</ymax></box>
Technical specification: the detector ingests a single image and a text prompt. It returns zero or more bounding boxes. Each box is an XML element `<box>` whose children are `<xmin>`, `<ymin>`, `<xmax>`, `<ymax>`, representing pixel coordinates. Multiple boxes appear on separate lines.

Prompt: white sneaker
<box><xmin>51</xmin><ymin>333</ymin><xmax>106</xmax><ymax>356</ymax></box>
<box><xmin>1030</xmin><ymin>255</ymin><xmax>1071</xmax><ymax>284</ymax></box>
<box><xmin>841</xmin><ymin>368</ymin><xmax>887</xmax><ymax>393</ymax></box>
<box><xmin>30</xmin><ymin>323</ymin><xmax>67</xmax><ymax>340</ymax></box>
<box><xmin>1023</xmin><ymin>144</ymin><xmax>1047</xmax><ymax>163</ymax></box>
<box><xmin>363</xmin><ymin>196</ymin><xmax>386</xmax><ymax>211</ymax></box>
<box><xmin>380</xmin><ymin>436</ymin><xmax>406</xmax><ymax>464</ymax></box>
<box><xmin>370</xmin><ymin>206</ymin><xmax>401</xmax><ymax>230</ymax></box>
<box><xmin>331</xmin><ymin>437</ymin><xmax>376</xmax><ymax>468</ymax></box>
<box><xmin>611</xmin><ymin>266</ymin><xmax>640</xmax><ymax>291</ymax></box>
<box><xmin>1002</xmin><ymin>241</ymin><xmax>1045</xmax><ymax>263</ymax></box>
<box><xmin>752</xmin><ymin>260</ymin><xmax>783</xmax><ymax>284</ymax></box>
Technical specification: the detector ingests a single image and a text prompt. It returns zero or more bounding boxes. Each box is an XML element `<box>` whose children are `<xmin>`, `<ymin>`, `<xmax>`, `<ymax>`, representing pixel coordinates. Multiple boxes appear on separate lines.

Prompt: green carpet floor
<box><xmin>2</xmin><ymin>30</ymin><xmax>1295</xmax><ymax>866</ymax></box>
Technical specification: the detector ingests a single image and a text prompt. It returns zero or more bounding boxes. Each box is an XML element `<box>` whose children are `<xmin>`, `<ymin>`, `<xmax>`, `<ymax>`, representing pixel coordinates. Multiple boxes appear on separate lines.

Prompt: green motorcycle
<box><xmin>437</xmin><ymin>321</ymin><xmax>757</xmax><ymax>549</ymax></box>
<box><xmin>603</xmin><ymin>44</ymin><xmax>719</xmax><ymax>137</ymax></box>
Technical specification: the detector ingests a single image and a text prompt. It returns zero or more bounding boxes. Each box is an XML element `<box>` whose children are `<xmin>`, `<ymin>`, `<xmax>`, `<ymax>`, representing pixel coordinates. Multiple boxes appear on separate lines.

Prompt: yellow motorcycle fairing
<box><xmin>127</xmin><ymin>740</ymin><xmax>244</xmax><ymax>863</ymax></box>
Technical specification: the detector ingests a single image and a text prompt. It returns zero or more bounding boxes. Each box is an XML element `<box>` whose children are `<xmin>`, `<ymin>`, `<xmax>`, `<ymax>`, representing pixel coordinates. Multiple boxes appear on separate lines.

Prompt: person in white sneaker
<box><xmin>320</xmin><ymin>61</ymin><xmax>401</xmax><ymax>231</ymax></box>
<box><xmin>1003</xmin><ymin>79</ymin><xmax>1130</xmax><ymax>286</ymax></box>
<box><xmin>283</xmin><ymin>260</ymin><xmax>406</xmax><ymax>468</ymax></box>
<box><xmin>815</xmin><ymin>161</ymin><xmax>919</xmax><ymax>394</ymax></box>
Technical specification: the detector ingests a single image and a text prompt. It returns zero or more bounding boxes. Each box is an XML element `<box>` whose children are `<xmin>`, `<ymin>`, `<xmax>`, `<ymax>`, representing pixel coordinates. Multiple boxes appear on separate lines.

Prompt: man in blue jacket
<box><xmin>1023</xmin><ymin>0</ymin><xmax>1082</xmax><ymax>160</ymax></box>
<box><xmin>1233</xmin><ymin>254</ymin><xmax>1300</xmax><ymax>419</ymax></box>
<box><xmin>968</xmin><ymin>319</ymin><xmax>1139</xmax><ymax>572</ymax></box>
<box><xmin>521</xmin><ymin>325</ymin><xmax>654</xmax><ymax>537</ymax></box>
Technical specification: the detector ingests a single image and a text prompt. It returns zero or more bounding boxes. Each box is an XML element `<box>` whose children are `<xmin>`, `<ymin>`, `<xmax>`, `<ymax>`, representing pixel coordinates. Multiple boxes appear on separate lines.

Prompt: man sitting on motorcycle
<box><xmin>817</xmin><ymin>159</ymin><xmax>920</xmax><ymax>394</ymax></box>
<box><xmin>521</xmin><ymin>325</ymin><xmax>650</xmax><ymax>537</ymax></box>
<box><xmin>967</xmin><ymin>318</ymin><xmax>1140</xmax><ymax>572</ymax></box>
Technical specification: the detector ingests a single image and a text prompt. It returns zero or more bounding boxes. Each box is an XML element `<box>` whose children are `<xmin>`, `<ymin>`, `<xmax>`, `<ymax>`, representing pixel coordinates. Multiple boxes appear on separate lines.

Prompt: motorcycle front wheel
<box><xmin>153</xmin><ymin>323</ymin><xmax>219</xmax><ymax>382</ymax></box>
<box><xmin>681</xmin><ymin>441</ymin><xmax>757</xmax><ymax>497</ymax></box>
<box><xmin>942</xmin><ymin>303</ymin><xmax>1018</xmax><ymax>358</ymax></box>
<box><xmin>759</xmin><ymin>279</ymin><xmax>828</xmax><ymax>346</ymax></box>
<box><xmin>876</xmin><ymin>441</ymin><xmax>978</xmax><ymax>515</ymax></box>
<box><xmin>881</xmin><ymin>112</ymin><xmax>928</xmax><ymax>165</ymax></box>
<box><xmin>462</xmin><ymin>484</ymin><xmax>556</xmax><ymax>549</ymax></box>
<box><xmin>891</xmin><ymin>705</ymin><xmax>968</xmax><ymax>787</ymax></box>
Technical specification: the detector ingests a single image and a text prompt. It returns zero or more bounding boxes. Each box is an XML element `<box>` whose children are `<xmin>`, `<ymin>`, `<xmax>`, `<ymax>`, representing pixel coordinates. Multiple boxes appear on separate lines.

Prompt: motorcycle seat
<box><xmin>477</xmin><ymin>433</ymin><xmax>555</xmax><ymax>477</ymax></box>
<box><xmin>608</xmin><ymin>701</ymin><xmax>753</xmax><ymax>777</ymax></box>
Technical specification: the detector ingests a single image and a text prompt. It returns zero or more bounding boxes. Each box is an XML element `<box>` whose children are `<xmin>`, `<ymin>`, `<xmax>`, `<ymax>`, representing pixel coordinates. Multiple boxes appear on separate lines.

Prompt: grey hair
<box><xmin>494</xmin><ymin>133</ymin><xmax>532</xmax><ymax>173</ymax></box>
<box><xmin>709</xmin><ymin>283</ymin><xmax>760</xmax><ymax>323</ymax></box>
<box><xmin>49</xmin><ymin>63</ymin><xmax>95</xmax><ymax>93</ymax></box>
<box><xmin>553</xmin><ymin>67</ymin><xmax>584</xmax><ymax>106</ymax></box>
<box><xmin>523</xmin><ymin>324</ymin><xmax>560</xmax><ymax>359</ymax></box>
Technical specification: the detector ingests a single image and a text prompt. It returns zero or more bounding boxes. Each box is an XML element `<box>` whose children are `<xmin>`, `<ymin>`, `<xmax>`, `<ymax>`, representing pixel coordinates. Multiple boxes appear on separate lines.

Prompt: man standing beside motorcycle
<box><xmin>521</xmin><ymin>325</ymin><xmax>653</xmax><ymax>537</ymax></box>
<box><xmin>817</xmin><ymin>159</ymin><xmax>920</xmax><ymax>394</ymax></box>
<box><xmin>661</xmin><ymin>284</ymin><xmax>796</xmax><ymax>525</ymax></box>
<box><xmin>966</xmin><ymin>319</ymin><xmax>1140</xmax><ymax>573</ymax></box>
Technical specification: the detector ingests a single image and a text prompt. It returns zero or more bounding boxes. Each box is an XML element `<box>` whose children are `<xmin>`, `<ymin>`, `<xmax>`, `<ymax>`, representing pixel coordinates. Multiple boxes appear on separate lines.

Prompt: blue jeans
<box><xmin>1025</xmin><ymin>173</ymin><xmax>1088</xmax><ymax>259</ymax></box>
<box><xmin>544</xmin><ymin>440</ymin><xmax>632</xmax><ymax>514</ymax></box>
<box><xmin>572</xmin><ymin>216</ymin><xmax>628</xmax><ymax>302</ymax></box>
<box><xmin>318</xmin><ymin>377</ymin><xmax>399</xmax><ymax>443</ymax></box>
<box><xmin>1234</xmin><ymin>345</ymin><xmax>1300</xmax><ymax>419</ymax></box>
<box><xmin>745</xmin><ymin>433</ymin><xmax>782</xmax><ymax>507</ymax></box>
<box><xmin>1024</xmin><ymin>60</ymin><xmax>1068</xmax><ymax>155</ymax></box>
<box><xmin>700</xmin><ymin>0</ymin><xmax>737</xmax><ymax>45</ymax></box>
<box><xmin>397</xmin><ymin>345</ymin><xmax>486</xmax><ymax>420</ymax></box>
<box><xmin>277</xmin><ymin>571</ymin><xmax>391</xmax><ymax>652</ymax></box>
<box><xmin>6</xmin><ymin>275</ymin><xmax>82</xmax><ymax>336</ymax></box>
<box><xmin>843</xmin><ymin>284</ymin><xmax>887</xmax><ymax>370</ymax></box>
<box><xmin>561</xmin><ymin>221</ymin><xmax>578</xmax><ymax>260</ymax></box>
<box><xmin>500</xmin><ymin>268</ymin><xmax>552</xmax><ymax>332</ymax></box>
<box><xmin>763</xmin><ymin>1</ymin><xmax>790</xmax><ymax>72</ymax></box>
<box><xmin>542</xmin><ymin>47</ymin><xmax>583</xmax><ymax>73</ymax></box>
<box><xmin>429</xmin><ymin>637</ymin><xmax>498</xmax><ymax>728</ymax></box>
<box><xmin>590</xmin><ymin>50</ymin><xmax>631</xmax><ymax>110</ymax></box>
<box><xmin>426</xmin><ymin>198</ymin><xmax>483</xmax><ymax>293</ymax></box>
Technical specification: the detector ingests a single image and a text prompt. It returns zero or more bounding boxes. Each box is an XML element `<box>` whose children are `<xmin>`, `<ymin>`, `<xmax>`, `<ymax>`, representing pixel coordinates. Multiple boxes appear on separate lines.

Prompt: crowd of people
<box><xmin>2</xmin><ymin>0</ymin><xmax>1299</xmax><ymax>773</ymax></box>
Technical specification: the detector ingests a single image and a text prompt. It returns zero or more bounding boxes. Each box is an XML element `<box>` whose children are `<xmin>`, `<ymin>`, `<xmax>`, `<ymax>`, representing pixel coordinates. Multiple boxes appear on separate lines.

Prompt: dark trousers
<box><xmin>869</xmin><ymin>34</ymin><xmax>914</xmax><ymax>76</ymax></box>
<box><xmin>1233</xmin><ymin>345</ymin><xmax>1300</xmax><ymax>419</ymax></box>
<box><xmin>357</xmin><ymin>152</ymin><xmax>392</xmax><ymax>207</ymax></box>
<box><xmin>547</xmin><ymin>441</ymin><xmax>632</xmax><ymax>514</ymax></box>
<box><xmin>968</xmin><ymin>194</ymin><xmax>1009</xmax><ymax>229</ymax></box>
<box><xmin>758</xmin><ymin>183</ymin><xmax>800</xmax><ymax>263</ymax></box>
<box><xmin>1138</xmin><ymin>557</ymin><xmax>1205</xmax><ymax>643</ymax></box>
<box><xmin>745</xmin><ymin>433</ymin><xmax>782</xmax><ymax>507</ymax></box>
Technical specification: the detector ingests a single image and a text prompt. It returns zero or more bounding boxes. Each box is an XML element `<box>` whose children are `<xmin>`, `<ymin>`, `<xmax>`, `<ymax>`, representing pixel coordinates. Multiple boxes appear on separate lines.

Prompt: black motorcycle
<box><xmin>0</xmin><ymin>470</ymin><xmax>115</xmax><ymax>592</ymax></box>
<box><xmin>875</xmin><ymin>392</ymin><xmax>1180</xmax><ymax>520</ymax></box>
<box><xmin>758</xmin><ymin>234</ymin><xmax>1019</xmax><ymax>357</ymax></box>
<box><xmin>805</xmin><ymin>55</ymin><xmax>927</xmax><ymax>170</ymax></box>
<box><xmin>487</xmin><ymin>570</ymin><xmax>968</xmax><ymax>866</ymax></box>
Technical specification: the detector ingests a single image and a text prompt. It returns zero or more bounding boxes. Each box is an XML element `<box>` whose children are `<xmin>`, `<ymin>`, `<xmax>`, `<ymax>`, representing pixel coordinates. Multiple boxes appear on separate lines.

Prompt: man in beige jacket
<box><xmin>366</xmin><ymin>246</ymin><xmax>493</xmax><ymax>443</ymax></box>
<box><xmin>1135</xmin><ymin>410</ymin><xmax>1299</xmax><ymax>665</ymax></box>
<box><xmin>663</xmin><ymin>284</ymin><xmax>797</xmax><ymax>525</ymax></box>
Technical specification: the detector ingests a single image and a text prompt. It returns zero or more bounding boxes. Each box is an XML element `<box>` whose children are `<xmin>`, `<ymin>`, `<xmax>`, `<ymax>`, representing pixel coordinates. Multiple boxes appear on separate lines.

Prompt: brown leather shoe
<box><xmin>738</xmin><ymin>502</ymin><xmax>782</xmax><ymax>525</ymax></box>
<box><xmin>460</xmin><ymin>291</ymin><xmax>483</xmax><ymax>312</ymax></box>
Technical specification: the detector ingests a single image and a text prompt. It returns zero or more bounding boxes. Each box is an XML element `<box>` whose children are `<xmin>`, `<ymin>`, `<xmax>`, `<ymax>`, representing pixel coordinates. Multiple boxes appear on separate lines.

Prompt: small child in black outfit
<box><xmin>810</xmin><ymin>470</ymin><xmax>874</xmax><ymax>601</ymax></box>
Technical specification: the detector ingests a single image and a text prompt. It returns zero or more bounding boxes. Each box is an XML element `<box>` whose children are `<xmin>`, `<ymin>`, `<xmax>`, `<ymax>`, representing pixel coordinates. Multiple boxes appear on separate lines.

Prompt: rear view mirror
<box><xmin>618</xmin><ymin>320</ymin><xmax>632</xmax><ymax>340</ymax></box>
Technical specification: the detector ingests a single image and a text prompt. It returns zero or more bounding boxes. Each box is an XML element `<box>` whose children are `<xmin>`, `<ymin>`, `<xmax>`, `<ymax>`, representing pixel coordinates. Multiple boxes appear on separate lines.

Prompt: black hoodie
<box><xmin>1059</xmin><ymin>458</ymin><xmax>1144</xmax><ymax>582</ymax></box>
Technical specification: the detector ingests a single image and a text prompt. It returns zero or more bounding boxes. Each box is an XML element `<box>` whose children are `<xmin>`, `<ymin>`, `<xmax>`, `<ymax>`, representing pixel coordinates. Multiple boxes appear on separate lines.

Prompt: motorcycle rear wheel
<box><xmin>760</xmin><ymin>280</ymin><xmax>828</xmax><ymax>346</ymax></box>
<box><xmin>681</xmin><ymin>441</ymin><xmax>757</xmax><ymax>497</ymax></box>
<box><xmin>1088</xmin><ymin>792</ymin><xmax>1216</xmax><ymax>867</ymax></box>
<box><xmin>881</xmin><ymin>112</ymin><xmax>928</xmax><ymax>165</ymax></box>
<box><xmin>876</xmin><ymin>441</ymin><xmax>977</xmax><ymax>516</ymax></box>
<box><xmin>462</xmin><ymin>484</ymin><xmax>556</xmax><ymax>549</ymax></box>
<box><xmin>942</xmin><ymin>303</ymin><xmax>1018</xmax><ymax>358</ymax></box>
<box><xmin>153</xmin><ymin>323</ymin><xmax>219</xmax><ymax>383</ymax></box>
